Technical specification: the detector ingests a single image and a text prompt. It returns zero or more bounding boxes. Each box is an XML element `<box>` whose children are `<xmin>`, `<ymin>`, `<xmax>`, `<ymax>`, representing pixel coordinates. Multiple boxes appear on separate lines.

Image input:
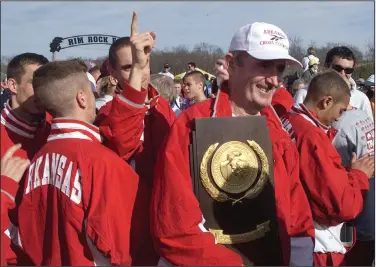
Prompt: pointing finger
<box><xmin>131</xmin><ymin>11</ymin><xmax>138</xmax><ymax>37</ymax></box>
<box><xmin>150</xmin><ymin>32</ymin><xmax>156</xmax><ymax>40</ymax></box>
<box><xmin>2</xmin><ymin>143</ymin><xmax>22</xmax><ymax>162</ymax></box>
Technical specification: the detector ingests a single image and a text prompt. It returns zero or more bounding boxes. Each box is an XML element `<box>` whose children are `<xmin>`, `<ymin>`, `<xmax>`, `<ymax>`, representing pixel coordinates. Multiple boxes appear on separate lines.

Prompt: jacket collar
<box><xmin>291</xmin><ymin>103</ymin><xmax>329</xmax><ymax>130</ymax></box>
<box><xmin>211</xmin><ymin>82</ymin><xmax>233</xmax><ymax>118</ymax></box>
<box><xmin>0</xmin><ymin>103</ymin><xmax>41</xmax><ymax>139</ymax></box>
<box><xmin>291</xmin><ymin>103</ymin><xmax>337</xmax><ymax>140</ymax></box>
<box><xmin>48</xmin><ymin>118</ymin><xmax>102</xmax><ymax>143</ymax></box>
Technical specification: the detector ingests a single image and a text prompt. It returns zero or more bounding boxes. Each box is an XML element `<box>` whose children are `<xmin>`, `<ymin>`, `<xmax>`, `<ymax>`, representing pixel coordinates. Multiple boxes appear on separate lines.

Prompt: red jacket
<box><xmin>150</xmin><ymin>86</ymin><xmax>314</xmax><ymax>266</ymax></box>
<box><xmin>1</xmin><ymin>176</ymin><xmax>19</xmax><ymax>266</ymax></box>
<box><xmin>96</xmin><ymin>83</ymin><xmax>176</xmax><ymax>265</ymax></box>
<box><xmin>281</xmin><ymin>104</ymin><xmax>369</xmax><ymax>254</ymax></box>
<box><xmin>0</xmin><ymin>103</ymin><xmax>51</xmax><ymax>265</ymax></box>
<box><xmin>271</xmin><ymin>87</ymin><xmax>294</xmax><ymax>118</ymax></box>
<box><xmin>17</xmin><ymin>119</ymin><xmax>139</xmax><ymax>265</ymax></box>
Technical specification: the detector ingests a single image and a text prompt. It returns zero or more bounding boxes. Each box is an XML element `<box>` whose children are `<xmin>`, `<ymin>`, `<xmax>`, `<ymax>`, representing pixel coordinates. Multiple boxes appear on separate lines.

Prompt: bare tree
<box><xmin>308</xmin><ymin>40</ymin><xmax>317</xmax><ymax>50</ymax></box>
<box><xmin>150</xmin><ymin>42</ymin><xmax>224</xmax><ymax>75</ymax></box>
<box><xmin>1</xmin><ymin>56</ymin><xmax>11</xmax><ymax>77</ymax></box>
<box><xmin>365</xmin><ymin>39</ymin><xmax>375</xmax><ymax>62</ymax></box>
<box><xmin>288</xmin><ymin>36</ymin><xmax>305</xmax><ymax>62</ymax></box>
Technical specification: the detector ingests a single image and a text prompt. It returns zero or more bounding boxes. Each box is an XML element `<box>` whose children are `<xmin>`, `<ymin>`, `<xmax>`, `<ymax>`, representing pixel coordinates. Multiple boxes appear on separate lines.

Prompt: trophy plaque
<box><xmin>189</xmin><ymin>116</ymin><xmax>283</xmax><ymax>266</ymax></box>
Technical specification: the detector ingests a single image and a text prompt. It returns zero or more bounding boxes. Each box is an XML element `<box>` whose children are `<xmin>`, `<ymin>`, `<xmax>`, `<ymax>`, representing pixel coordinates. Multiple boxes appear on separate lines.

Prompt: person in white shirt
<box><xmin>159</xmin><ymin>63</ymin><xmax>174</xmax><ymax>79</ymax></box>
<box><xmin>301</xmin><ymin>47</ymin><xmax>316</xmax><ymax>72</ymax></box>
<box><xmin>325</xmin><ymin>46</ymin><xmax>373</xmax><ymax>120</ymax></box>
<box><xmin>291</xmin><ymin>78</ymin><xmax>306</xmax><ymax>97</ymax></box>
<box><xmin>295</xmin><ymin>46</ymin><xmax>373</xmax><ymax>121</ymax></box>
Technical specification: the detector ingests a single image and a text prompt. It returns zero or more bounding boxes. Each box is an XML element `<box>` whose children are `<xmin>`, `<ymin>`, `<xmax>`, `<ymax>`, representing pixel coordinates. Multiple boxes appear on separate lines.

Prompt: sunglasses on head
<box><xmin>331</xmin><ymin>64</ymin><xmax>354</xmax><ymax>75</ymax></box>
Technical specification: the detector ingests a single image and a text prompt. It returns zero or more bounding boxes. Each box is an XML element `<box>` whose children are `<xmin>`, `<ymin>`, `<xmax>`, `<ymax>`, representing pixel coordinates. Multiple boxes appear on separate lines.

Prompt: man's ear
<box><xmin>200</xmin><ymin>81</ymin><xmax>205</xmax><ymax>90</ymax></box>
<box><xmin>76</xmin><ymin>89</ymin><xmax>87</xmax><ymax>109</ymax></box>
<box><xmin>320</xmin><ymin>95</ymin><xmax>334</xmax><ymax>109</ymax></box>
<box><xmin>225</xmin><ymin>53</ymin><xmax>233</xmax><ymax>69</ymax></box>
<box><xmin>7</xmin><ymin>78</ymin><xmax>18</xmax><ymax>95</ymax></box>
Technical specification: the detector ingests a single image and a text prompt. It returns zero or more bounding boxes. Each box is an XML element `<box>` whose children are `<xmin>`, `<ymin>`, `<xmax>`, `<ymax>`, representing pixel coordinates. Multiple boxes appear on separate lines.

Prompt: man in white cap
<box><xmin>159</xmin><ymin>63</ymin><xmax>175</xmax><ymax>79</ymax></box>
<box><xmin>364</xmin><ymin>74</ymin><xmax>375</xmax><ymax>119</ymax></box>
<box><xmin>151</xmin><ymin>22</ymin><xmax>314</xmax><ymax>266</ymax></box>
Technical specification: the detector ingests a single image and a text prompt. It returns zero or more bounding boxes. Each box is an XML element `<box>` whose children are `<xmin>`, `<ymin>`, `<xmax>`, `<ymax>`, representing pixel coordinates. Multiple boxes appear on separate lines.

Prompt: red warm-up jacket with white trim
<box><xmin>96</xmin><ymin>83</ymin><xmax>176</xmax><ymax>266</ymax></box>
<box><xmin>16</xmin><ymin>119</ymin><xmax>138</xmax><ymax>266</ymax></box>
<box><xmin>271</xmin><ymin>86</ymin><xmax>294</xmax><ymax>118</ymax></box>
<box><xmin>150</xmin><ymin>85</ymin><xmax>314</xmax><ymax>266</ymax></box>
<box><xmin>1</xmin><ymin>176</ymin><xmax>19</xmax><ymax>266</ymax></box>
<box><xmin>0</xmin><ymin>103</ymin><xmax>51</xmax><ymax>265</ymax></box>
<box><xmin>281</xmin><ymin>104</ymin><xmax>369</xmax><ymax>254</ymax></box>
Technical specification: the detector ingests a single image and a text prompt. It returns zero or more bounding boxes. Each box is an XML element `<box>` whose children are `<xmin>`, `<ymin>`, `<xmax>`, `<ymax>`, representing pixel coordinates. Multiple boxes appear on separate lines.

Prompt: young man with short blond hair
<box><xmin>17</xmin><ymin>60</ymin><xmax>139</xmax><ymax>266</ymax></box>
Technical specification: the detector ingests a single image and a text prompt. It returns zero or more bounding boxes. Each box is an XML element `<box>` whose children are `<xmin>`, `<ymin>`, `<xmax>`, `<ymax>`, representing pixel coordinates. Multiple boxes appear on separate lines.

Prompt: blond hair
<box><xmin>98</xmin><ymin>76</ymin><xmax>115</xmax><ymax>97</ymax></box>
<box><xmin>150</xmin><ymin>74</ymin><xmax>176</xmax><ymax>104</ymax></box>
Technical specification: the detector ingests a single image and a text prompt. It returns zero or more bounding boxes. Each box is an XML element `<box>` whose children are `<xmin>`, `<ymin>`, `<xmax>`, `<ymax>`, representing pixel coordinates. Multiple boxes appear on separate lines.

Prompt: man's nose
<box><xmin>339</xmin><ymin>69</ymin><xmax>346</xmax><ymax>76</ymax></box>
<box><xmin>265</xmin><ymin>75</ymin><xmax>281</xmax><ymax>88</ymax></box>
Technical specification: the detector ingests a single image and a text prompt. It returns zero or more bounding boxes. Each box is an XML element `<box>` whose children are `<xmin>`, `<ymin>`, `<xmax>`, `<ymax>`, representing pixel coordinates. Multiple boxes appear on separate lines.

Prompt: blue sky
<box><xmin>1</xmin><ymin>1</ymin><xmax>374</xmax><ymax>60</ymax></box>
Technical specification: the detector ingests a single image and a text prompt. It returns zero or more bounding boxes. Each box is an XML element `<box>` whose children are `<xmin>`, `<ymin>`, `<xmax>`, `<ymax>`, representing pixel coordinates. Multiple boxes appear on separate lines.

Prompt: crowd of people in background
<box><xmin>0</xmin><ymin>11</ymin><xmax>375</xmax><ymax>267</ymax></box>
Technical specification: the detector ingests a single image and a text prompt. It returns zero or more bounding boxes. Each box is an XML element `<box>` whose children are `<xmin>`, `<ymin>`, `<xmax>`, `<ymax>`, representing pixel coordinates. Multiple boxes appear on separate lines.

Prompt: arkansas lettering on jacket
<box><xmin>17</xmin><ymin>119</ymin><xmax>139</xmax><ymax>266</ymax></box>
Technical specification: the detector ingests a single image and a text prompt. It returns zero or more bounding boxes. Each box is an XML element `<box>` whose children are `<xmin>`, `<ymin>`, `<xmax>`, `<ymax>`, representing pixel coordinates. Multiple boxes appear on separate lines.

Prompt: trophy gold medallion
<box><xmin>200</xmin><ymin>140</ymin><xmax>270</xmax><ymax>204</ymax></box>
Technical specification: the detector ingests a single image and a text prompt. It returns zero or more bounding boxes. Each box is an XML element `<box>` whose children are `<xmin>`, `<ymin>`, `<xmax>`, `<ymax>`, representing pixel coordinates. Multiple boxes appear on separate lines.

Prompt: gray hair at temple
<box><xmin>150</xmin><ymin>74</ymin><xmax>176</xmax><ymax>104</ymax></box>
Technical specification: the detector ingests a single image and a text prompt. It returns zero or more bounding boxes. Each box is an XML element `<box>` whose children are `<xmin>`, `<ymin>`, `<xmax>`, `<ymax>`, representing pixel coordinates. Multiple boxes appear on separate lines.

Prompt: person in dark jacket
<box><xmin>301</xmin><ymin>57</ymin><xmax>319</xmax><ymax>83</ymax></box>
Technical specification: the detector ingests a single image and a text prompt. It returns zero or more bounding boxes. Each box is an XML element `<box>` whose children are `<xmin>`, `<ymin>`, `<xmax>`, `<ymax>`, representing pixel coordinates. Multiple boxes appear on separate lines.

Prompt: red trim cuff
<box><xmin>122</xmin><ymin>82</ymin><xmax>147</xmax><ymax>105</ymax></box>
<box><xmin>1</xmin><ymin>175</ymin><xmax>20</xmax><ymax>198</ymax></box>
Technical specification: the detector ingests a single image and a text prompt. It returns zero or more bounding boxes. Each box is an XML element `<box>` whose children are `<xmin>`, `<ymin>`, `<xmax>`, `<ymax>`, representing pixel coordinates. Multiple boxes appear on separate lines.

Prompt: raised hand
<box><xmin>1</xmin><ymin>144</ymin><xmax>30</xmax><ymax>183</ymax></box>
<box><xmin>130</xmin><ymin>12</ymin><xmax>156</xmax><ymax>71</ymax></box>
<box><xmin>215</xmin><ymin>58</ymin><xmax>229</xmax><ymax>87</ymax></box>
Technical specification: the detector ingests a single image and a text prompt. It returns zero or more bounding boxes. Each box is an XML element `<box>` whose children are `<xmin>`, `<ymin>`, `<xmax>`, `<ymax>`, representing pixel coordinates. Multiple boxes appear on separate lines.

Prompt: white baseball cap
<box><xmin>367</xmin><ymin>74</ymin><xmax>374</xmax><ymax>83</ymax></box>
<box><xmin>229</xmin><ymin>22</ymin><xmax>302</xmax><ymax>67</ymax></box>
<box><xmin>364</xmin><ymin>74</ymin><xmax>375</xmax><ymax>87</ymax></box>
<box><xmin>86</xmin><ymin>72</ymin><xmax>97</xmax><ymax>93</ymax></box>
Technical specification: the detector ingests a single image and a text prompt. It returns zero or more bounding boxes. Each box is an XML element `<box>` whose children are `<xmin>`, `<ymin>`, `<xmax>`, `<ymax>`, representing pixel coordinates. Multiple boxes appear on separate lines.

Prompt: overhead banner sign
<box><xmin>49</xmin><ymin>34</ymin><xmax>120</xmax><ymax>52</ymax></box>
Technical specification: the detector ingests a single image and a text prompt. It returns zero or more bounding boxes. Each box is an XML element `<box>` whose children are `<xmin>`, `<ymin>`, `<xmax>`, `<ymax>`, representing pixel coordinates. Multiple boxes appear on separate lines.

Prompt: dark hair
<box><xmin>108</xmin><ymin>37</ymin><xmax>131</xmax><ymax>68</ymax></box>
<box><xmin>305</xmin><ymin>70</ymin><xmax>351</xmax><ymax>104</ymax></box>
<box><xmin>7</xmin><ymin>53</ymin><xmax>49</xmax><ymax>83</ymax></box>
<box><xmin>183</xmin><ymin>70</ymin><xmax>206</xmax><ymax>85</ymax></box>
<box><xmin>33</xmin><ymin>60</ymin><xmax>88</xmax><ymax>116</ymax></box>
<box><xmin>307</xmin><ymin>47</ymin><xmax>315</xmax><ymax>56</ymax></box>
<box><xmin>366</xmin><ymin>88</ymin><xmax>374</xmax><ymax>101</ymax></box>
<box><xmin>211</xmin><ymin>78</ymin><xmax>219</xmax><ymax>94</ymax></box>
<box><xmin>325</xmin><ymin>46</ymin><xmax>356</xmax><ymax>68</ymax></box>
<box><xmin>188</xmin><ymin>62</ymin><xmax>196</xmax><ymax>68</ymax></box>
<box><xmin>89</xmin><ymin>65</ymin><xmax>100</xmax><ymax>74</ymax></box>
